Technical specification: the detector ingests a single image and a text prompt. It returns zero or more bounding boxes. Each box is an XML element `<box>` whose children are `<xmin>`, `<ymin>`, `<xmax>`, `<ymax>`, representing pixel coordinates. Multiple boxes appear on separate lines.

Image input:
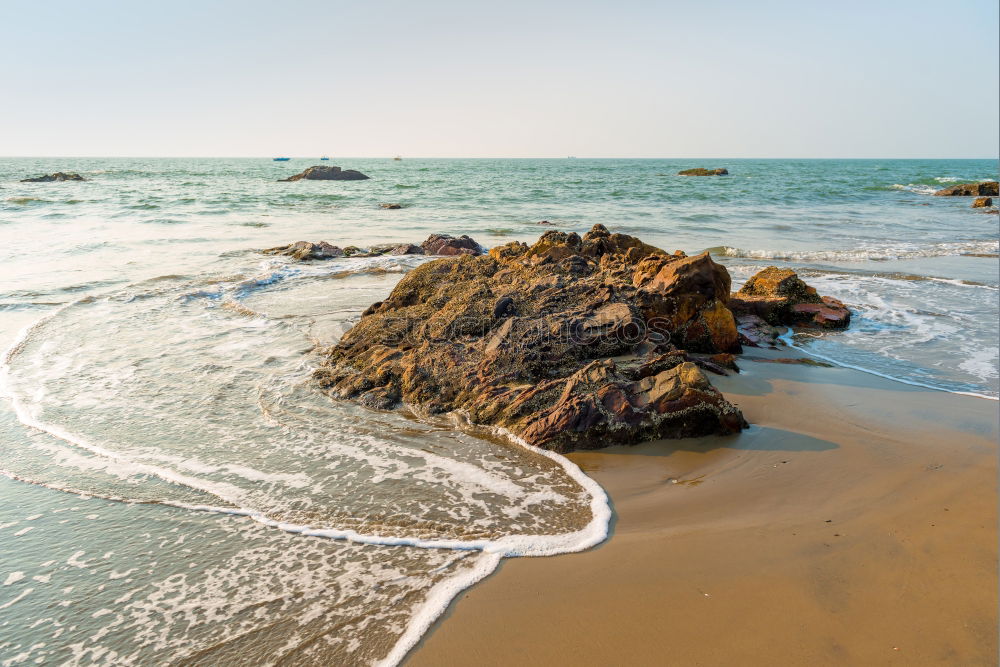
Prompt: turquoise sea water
<box><xmin>0</xmin><ymin>158</ymin><xmax>997</xmax><ymax>664</ymax></box>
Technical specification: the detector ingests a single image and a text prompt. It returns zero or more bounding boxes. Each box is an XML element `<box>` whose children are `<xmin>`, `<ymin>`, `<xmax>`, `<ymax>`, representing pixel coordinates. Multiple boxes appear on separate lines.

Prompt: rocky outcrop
<box><xmin>279</xmin><ymin>166</ymin><xmax>370</xmax><ymax>182</ymax></box>
<box><xmin>934</xmin><ymin>181</ymin><xmax>998</xmax><ymax>196</ymax></box>
<box><xmin>972</xmin><ymin>197</ymin><xmax>993</xmax><ymax>208</ymax></box>
<box><xmin>729</xmin><ymin>267</ymin><xmax>850</xmax><ymax>330</ymax></box>
<box><xmin>315</xmin><ymin>225</ymin><xmax>752</xmax><ymax>452</ymax></box>
<box><xmin>305</xmin><ymin>228</ymin><xmax>850</xmax><ymax>451</ymax></box>
<box><xmin>20</xmin><ymin>172</ymin><xmax>86</xmax><ymax>182</ymax></box>
<box><xmin>420</xmin><ymin>233</ymin><xmax>484</xmax><ymax>256</ymax></box>
<box><xmin>678</xmin><ymin>168</ymin><xmax>728</xmax><ymax>176</ymax></box>
<box><xmin>263</xmin><ymin>234</ymin><xmax>486</xmax><ymax>260</ymax></box>
<box><xmin>380</xmin><ymin>203</ymin><xmax>402</xmax><ymax>209</ymax></box>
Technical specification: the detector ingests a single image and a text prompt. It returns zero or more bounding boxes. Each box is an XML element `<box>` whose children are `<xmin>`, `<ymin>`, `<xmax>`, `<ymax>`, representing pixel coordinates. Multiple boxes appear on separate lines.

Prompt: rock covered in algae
<box><xmin>678</xmin><ymin>168</ymin><xmax>728</xmax><ymax>176</ymax></box>
<box><xmin>262</xmin><ymin>241</ymin><xmax>345</xmax><ymax>260</ymax></box>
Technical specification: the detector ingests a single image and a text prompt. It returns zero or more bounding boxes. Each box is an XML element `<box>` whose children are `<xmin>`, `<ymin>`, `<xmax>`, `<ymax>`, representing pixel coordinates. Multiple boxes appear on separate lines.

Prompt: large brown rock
<box><xmin>934</xmin><ymin>181</ymin><xmax>998</xmax><ymax>196</ymax></box>
<box><xmin>730</xmin><ymin>266</ymin><xmax>850</xmax><ymax>330</ymax></box>
<box><xmin>279</xmin><ymin>165</ymin><xmax>370</xmax><ymax>182</ymax></box>
<box><xmin>20</xmin><ymin>172</ymin><xmax>86</xmax><ymax>182</ymax></box>
<box><xmin>316</xmin><ymin>224</ymin><xmax>747</xmax><ymax>452</ymax></box>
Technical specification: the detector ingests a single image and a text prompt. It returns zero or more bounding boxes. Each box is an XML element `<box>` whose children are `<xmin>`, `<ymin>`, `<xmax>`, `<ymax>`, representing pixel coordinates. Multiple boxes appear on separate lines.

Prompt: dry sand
<box><xmin>408</xmin><ymin>349</ymin><xmax>998</xmax><ymax>666</ymax></box>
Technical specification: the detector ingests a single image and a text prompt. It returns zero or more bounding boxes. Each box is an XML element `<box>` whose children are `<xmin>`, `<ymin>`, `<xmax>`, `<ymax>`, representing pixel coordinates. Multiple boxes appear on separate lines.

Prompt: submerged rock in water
<box><xmin>20</xmin><ymin>172</ymin><xmax>86</xmax><ymax>182</ymax></box>
<box><xmin>380</xmin><ymin>203</ymin><xmax>403</xmax><ymax>209</ymax></box>
<box><xmin>263</xmin><ymin>241</ymin><xmax>344</xmax><ymax>260</ymax></box>
<box><xmin>279</xmin><ymin>166</ymin><xmax>370</xmax><ymax>182</ymax></box>
<box><xmin>972</xmin><ymin>196</ymin><xmax>993</xmax><ymax>208</ymax></box>
<box><xmin>420</xmin><ymin>233</ymin><xmax>484</xmax><ymax>256</ymax></box>
<box><xmin>262</xmin><ymin>234</ymin><xmax>485</xmax><ymax>260</ymax></box>
<box><xmin>678</xmin><ymin>168</ymin><xmax>728</xmax><ymax>176</ymax></box>
<box><xmin>315</xmin><ymin>224</ymin><xmax>750</xmax><ymax>452</ymax></box>
<box><xmin>934</xmin><ymin>181</ymin><xmax>999</xmax><ymax>196</ymax></box>
<box><xmin>729</xmin><ymin>266</ymin><xmax>850</xmax><ymax>330</ymax></box>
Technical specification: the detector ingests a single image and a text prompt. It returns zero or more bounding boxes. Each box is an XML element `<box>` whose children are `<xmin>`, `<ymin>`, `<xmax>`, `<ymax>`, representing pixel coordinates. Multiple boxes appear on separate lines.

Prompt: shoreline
<box><xmin>407</xmin><ymin>347</ymin><xmax>998</xmax><ymax>665</ymax></box>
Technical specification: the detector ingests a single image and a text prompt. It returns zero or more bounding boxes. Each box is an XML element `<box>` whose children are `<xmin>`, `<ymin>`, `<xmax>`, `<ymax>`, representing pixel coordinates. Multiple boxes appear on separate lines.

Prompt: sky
<box><xmin>1</xmin><ymin>0</ymin><xmax>997</xmax><ymax>158</ymax></box>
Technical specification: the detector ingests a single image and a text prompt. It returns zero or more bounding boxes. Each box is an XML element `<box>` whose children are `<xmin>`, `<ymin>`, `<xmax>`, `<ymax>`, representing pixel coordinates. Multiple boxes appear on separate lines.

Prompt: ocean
<box><xmin>0</xmin><ymin>157</ymin><xmax>996</xmax><ymax>665</ymax></box>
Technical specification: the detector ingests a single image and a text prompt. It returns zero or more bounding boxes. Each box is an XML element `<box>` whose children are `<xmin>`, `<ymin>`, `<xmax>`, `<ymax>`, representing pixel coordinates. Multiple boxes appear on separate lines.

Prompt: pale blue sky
<box><xmin>2</xmin><ymin>0</ymin><xmax>997</xmax><ymax>158</ymax></box>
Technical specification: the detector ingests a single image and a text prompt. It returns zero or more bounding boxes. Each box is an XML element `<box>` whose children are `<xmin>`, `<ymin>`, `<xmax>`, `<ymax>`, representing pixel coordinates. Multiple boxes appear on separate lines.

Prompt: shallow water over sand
<box><xmin>0</xmin><ymin>255</ymin><xmax>605</xmax><ymax>664</ymax></box>
<box><xmin>0</xmin><ymin>157</ymin><xmax>996</xmax><ymax>664</ymax></box>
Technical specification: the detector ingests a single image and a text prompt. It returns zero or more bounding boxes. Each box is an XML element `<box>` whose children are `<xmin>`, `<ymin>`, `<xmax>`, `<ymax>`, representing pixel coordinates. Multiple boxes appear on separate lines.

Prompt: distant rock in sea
<box><xmin>934</xmin><ymin>181</ymin><xmax>998</xmax><ymax>197</ymax></box>
<box><xmin>314</xmin><ymin>225</ymin><xmax>850</xmax><ymax>452</ymax></box>
<box><xmin>279</xmin><ymin>166</ymin><xmax>370</xmax><ymax>182</ymax></box>
<box><xmin>972</xmin><ymin>196</ymin><xmax>993</xmax><ymax>208</ymax></box>
<box><xmin>678</xmin><ymin>168</ymin><xmax>728</xmax><ymax>176</ymax></box>
<box><xmin>380</xmin><ymin>203</ymin><xmax>403</xmax><ymax>209</ymax></box>
<box><xmin>20</xmin><ymin>172</ymin><xmax>86</xmax><ymax>182</ymax></box>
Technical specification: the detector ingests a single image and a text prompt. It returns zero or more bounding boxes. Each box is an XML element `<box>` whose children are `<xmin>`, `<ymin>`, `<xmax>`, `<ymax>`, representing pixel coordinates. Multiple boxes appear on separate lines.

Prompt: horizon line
<box><xmin>2</xmin><ymin>155</ymin><xmax>998</xmax><ymax>161</ymax></box>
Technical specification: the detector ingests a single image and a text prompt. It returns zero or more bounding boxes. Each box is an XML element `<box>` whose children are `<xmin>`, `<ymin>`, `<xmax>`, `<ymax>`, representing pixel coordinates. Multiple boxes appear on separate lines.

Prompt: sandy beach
<box><xmin>409</xmin><ymin>349</ymin><xmax>998</xmax><ymax>666</ymax></box>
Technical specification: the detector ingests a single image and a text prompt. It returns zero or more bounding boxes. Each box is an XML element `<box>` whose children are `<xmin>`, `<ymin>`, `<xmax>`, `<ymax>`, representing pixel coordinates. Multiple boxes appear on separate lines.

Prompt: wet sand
<box><xmin>408</xmin><ymin>349</ymin><xmax>998</xmax><ymax>666</ymax></box>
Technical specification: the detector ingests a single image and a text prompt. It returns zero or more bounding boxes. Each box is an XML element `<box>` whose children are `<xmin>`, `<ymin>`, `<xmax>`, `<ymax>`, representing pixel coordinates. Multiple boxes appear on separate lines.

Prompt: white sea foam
<box><xmin>889</xmin><ymin>183</ymin><xmax>939</xmax><ymax>195</ymax></box>
<box><xmin>375</xmin><ymin>551</ymin><xmax>502</xmax><ymax>667</ymax></box>
<box><xmin>714</xmin><ymin>240</ymin><xmax>999</xmax><ymax>262</ymax></box>
<box><xmin>778</xmin><ymin>330</ymin><xmax>999</xmax><ymax>401</ymax></box>
<box><xmin>0</xmin><ymin>272</ymin><xmax>612</xmax><ymax>665</ymax></box>
<box><xmin>4</xmin><ymin>571</ymin><xmax>25</xmax><ymax>585</ymax></box>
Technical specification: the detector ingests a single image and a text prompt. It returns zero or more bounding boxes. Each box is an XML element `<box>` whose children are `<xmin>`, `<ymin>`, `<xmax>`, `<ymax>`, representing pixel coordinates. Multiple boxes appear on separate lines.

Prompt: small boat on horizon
<box><xmin>273</xmin><ymin>157</ymin><xmax>291</xmax><ymax>162</ymax></box>
<box><xmin>393</xmin><ymin>156</ymin><xmax>402</xmax><ymax>161</ymax></box>
<box><xmin>320</xmin><ymin>156</ymin><xmax>330</xmax><ymax>161</ymax></box>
